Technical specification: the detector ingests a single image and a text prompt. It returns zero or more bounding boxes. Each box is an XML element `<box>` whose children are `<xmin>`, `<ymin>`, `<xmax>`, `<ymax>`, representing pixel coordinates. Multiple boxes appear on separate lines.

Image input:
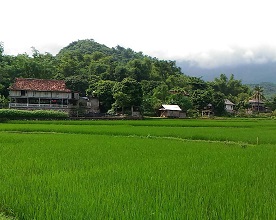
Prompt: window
<box><xmin>21</xmin><ymin>90</ymin><xmax>26</xmax><ymax>96</ymax></box>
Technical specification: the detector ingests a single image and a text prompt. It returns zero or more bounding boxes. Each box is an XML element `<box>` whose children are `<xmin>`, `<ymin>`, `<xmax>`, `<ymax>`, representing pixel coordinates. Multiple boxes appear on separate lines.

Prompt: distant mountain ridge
<box><xmin>247</xmin><ymin>82</ymin><xmax>276</xmax><ymax>99</ymax></box>
<box><xmin>176</xmin><ymin>60</ymin><xmax>276</xmax><ymax>84</ymax></box>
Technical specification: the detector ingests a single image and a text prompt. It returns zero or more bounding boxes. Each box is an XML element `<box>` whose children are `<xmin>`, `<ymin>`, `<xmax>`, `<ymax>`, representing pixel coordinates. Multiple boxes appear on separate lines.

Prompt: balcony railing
<box><xmin>9</xmin><ymin>103</ymin><xmax>70</xmax><ymax>108</ymax></box>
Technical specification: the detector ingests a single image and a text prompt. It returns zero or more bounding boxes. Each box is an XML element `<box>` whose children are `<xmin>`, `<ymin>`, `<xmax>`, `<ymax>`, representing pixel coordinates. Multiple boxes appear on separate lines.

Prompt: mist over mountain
<box><xmin>176</xmin><ymin>60</ymin><xmax>276</xmax><ymax>84</ymax></box>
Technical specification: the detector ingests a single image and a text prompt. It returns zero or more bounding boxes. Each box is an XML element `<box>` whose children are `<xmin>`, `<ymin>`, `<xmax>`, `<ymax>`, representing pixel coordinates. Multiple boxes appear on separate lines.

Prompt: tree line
<box><xmin>1</xmin><ymin>39</ymin><xmax>276</xmax><ymax>116</ymax></box>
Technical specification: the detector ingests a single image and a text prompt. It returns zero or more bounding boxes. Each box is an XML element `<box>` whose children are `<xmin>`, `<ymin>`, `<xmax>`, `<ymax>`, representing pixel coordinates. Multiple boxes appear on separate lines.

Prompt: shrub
<box><xmin>0</xmin><ymin>109</ymin><xmax>68</xmax><ymax>120</ymax></box>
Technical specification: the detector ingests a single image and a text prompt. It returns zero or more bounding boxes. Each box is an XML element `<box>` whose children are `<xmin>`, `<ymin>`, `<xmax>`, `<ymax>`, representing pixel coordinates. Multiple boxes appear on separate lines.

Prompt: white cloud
<box><xmin>179</xmin><ymin>45</ymin><xmax>276</xmax><ymax>68</ymax></box>
<box><xmin>2</xmin><ymin>0</ymin><xmax>276</xmax><ymax>68</ymax></box>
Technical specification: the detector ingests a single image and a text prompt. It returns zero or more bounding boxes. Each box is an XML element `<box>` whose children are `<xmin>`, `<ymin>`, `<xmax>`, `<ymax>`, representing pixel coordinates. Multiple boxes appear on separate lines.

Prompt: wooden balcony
<box><xmin>9</xmin><ymin>103</ymin><xmax>70</xmax><ymax>109</ymax></box>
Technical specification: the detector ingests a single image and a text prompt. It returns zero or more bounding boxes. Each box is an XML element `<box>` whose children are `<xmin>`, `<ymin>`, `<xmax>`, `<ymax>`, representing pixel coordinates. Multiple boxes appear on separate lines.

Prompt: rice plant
<box><xmin>0</xmin><ymin>119</ymin><xmax>276</xmax><ymax>219</ymax></box>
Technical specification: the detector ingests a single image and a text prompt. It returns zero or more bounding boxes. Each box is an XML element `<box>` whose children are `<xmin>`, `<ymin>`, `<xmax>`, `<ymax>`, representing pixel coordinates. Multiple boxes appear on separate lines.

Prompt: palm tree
<box><xmin>252</xmin><ymin>86</ymin><xmax>265</xmax><ymax>113</ymax></box>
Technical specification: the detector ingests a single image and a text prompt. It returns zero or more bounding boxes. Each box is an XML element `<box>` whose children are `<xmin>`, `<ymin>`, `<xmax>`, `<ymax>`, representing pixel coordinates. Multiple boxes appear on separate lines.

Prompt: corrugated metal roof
<box><xmin>9</xmin><ymin>78</ymin><xmax>71</xmax><ymax>92</ymax></box>
<box><xmin>224</xmin><ymin>99</ymin><xmax>235</xmax><ymax>105</ymax></box>
<box><xmin>159</xmin><ymin>104</ymin><xmax>182</xmax><ymax>111</ymax></box>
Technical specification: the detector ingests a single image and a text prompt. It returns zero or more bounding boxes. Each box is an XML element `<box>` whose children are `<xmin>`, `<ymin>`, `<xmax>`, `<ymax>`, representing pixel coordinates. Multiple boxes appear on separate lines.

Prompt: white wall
<box><xmin>9</xmin><ymin>90</ymin><xmax>72</xmax><ymax>99</ymax></box>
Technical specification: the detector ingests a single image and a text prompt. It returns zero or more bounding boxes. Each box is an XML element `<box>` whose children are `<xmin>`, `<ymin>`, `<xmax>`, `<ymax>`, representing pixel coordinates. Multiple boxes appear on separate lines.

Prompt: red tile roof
<box><xmin>9</xmin><ymin>78</ymin><xmax>71</xmax><ymax>92</ymax></box>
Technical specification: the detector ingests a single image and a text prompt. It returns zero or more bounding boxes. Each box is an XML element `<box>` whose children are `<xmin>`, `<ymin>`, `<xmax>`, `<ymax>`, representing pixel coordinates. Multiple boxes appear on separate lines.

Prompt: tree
<box><xmin>112</xmin><ymin>77</ymin><xmax>142</xmax><ymax>114</ymax></box>
<box><xmin>190</xmin><ymin>89</ymin><xmax>213</xmax><ymax>110</ymax></box>
<box><xmin>266</xmin><ymin>96</ymin><xmax>276</xmax><ymax>111</ymax></box>
<box><xmin>188</xmin><ymin>76</ymin><xmax>208</xmax><ymax>90</ymax></box>
<box><xmin>0</xmin><ymin>94</ymin><xmax>8</xmax><ymax>108</ymax></box>
<box><xmin>127</xmin><ymin>58</ymin><xmax>151</xmax><ymax>82</ymax></box>
<box><xmin>113</xmin><ymin>65</ymin><xmax>129</xmax><ymax>81</ymax></box>
<box><xmin>211</xmin><ymin>91</ymin><xmax>226</xmax><ymax>116</ymax></box>
<box><xmin>212</xmin><ymin>74</ymin><xmax>249</xmax><ymax>97</ymax></box>
<box><xmin>65</xmin><ymin>75</ymin><xmax>89</xmax><ymax>96</ymax></box>
<box><xmin>168</xmin><ymin>93</ymin><xmax>192</xmax><ymax>111</ymax></box>
<box><xmin>153</xmin><ymin>84</ymin><xmax>169</xmax><ymax>102</ymax></box>
<box><xmin>232</xmin><ymin>92</ymin><xmax>250</xmax><ymax>111</ymax></box>
<box><xmin>252</xmin><ymin>86</ymin><xmax>265</xmax><ymax>113</ymax></box>
<box><xmin>142</xmin><ymin>96</ymin><xmax>162</xmax><ymax>116</ymax></box>
<box><xmin>92</xmin><ymin>80</ymin><xmax>116</xmax><ymax>112</ymax></box>
<box><xmin>0</xmin><ymin>42</ymin><xmax>3</xmax><ymax>59</ymax></box>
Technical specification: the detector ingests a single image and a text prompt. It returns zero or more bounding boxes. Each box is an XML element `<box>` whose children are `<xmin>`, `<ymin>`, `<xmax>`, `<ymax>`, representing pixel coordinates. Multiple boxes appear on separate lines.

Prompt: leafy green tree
<box><xmin>56</xmin><ymin>51</ymin><xmax>84</xmax><ymax>78</ymax></box>
<box><xmin>190</xmin><ymin>89</ymin><xmax>213</xmax><ymax>110</ymax></box>
<box><xmin>187</xmin><ymin>76</ymin><xmax>208</xmax><ymax>90</ymax></box>
<box><xmin>88</xmin><ymin>61</ymin><xmax>109</xmax><ymax>77</ymax></box>
<box><xmin>113</xmin><ymin>65</ymin><xmax>129</xmax><ymax>81</ymax></box>
<box><xmin>127</xmin><ymin>58</ymin><xmax>151</xmax><ymax>81</ymax></box>
<box><xmin>65</xmin><ymin>75</ymin><xmax>89</xmax><ymax>96</ymax></box>
<box><xmin>0</xmin><ymin>94</ymin><xmax>8</xmax><ymax>108</ymax></box>
<box><xmin>168</xmin><ymin>93</ymin><xmax>192</xmax><ymax>111</ymax></box>
<box><xmin>212</xmin><ymin>74</ymin><xmax>249</xmax><ymax>97</ymax></box>
<box><xmin>140</xmin><ymin>80</ymin><xmax>160</xmax><ymax>96</ymax></box>
<box><xmin>266</xmin><ymin>96</ymin><xmax>276</xmax><ymax>111</ymax></box>
<box><xmin>211</xmin><ymin>91</ymin><xmax>226</xmax><ymax>116</ymax></box>
<box><xmin>0</xmin><ymin>42</ymin><xmax>3</xmax><ymax>59</ymax></box>
<box><xmin>153</xmin><ymin>84</ymin><xmax>169</xmax><ymax>103</ymax></box>
<box><xmin>112</xmin><ymin>77</ymin><xmax>142</xmax><ymax>114</ymax></box>
<box><xmin>166</xmin><ymin>74</ymin><xmax>189</xmax><ymax>90</ymax></box>
<box><xmin>92</xmin><ymin>80</ymin><xmax>116</xmax><ymax>112</ymax></box>
<box><xmin>228</xmin><ymin>93</ymin><xmax>250</xmax><ymax>111</ymax></box>
<box><xmin>29</xmin><ymin>48</ymin><xmax>57</xmax><ymax>79</ymax></box>
<box><xmin>152</xmin><ymin>60</ymin><xmax>181</xmax><ymax>81</ymax></box>
<box><xmin>142</xmin><ymin>95</ymin><xmax>162</xmax><ymax>116</ymax></box>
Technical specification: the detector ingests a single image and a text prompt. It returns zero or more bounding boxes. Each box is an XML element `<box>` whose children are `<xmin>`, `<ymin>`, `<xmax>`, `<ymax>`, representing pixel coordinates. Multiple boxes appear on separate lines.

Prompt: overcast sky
<box><xmin>2</xmin><ymin>0</ymin><xmax>276</xmax><ymax>68</ymax></box>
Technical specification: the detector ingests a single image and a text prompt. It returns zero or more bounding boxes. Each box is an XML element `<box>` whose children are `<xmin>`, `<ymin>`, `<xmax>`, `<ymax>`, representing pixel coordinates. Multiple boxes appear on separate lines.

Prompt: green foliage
<box><xmin>0</xmin><ymin>109</ymin><xmax>68</xmax><ymax>120</ymax></box>
<box><xmin>1</xmin><ymin>39</ymin><xmax>270</xmax><ymax>117</ymax></box>
<box><xmin>168</xmin><ymin>93</ymin><xmax>192</xmax><ymax>111</ymax></box>
<box><xmin>0</xmin><ymin>95</ymin><xmax>8</xmax><ymax>108</ymax></box>
<box><xmin>266</xmin><ymin>96</ymin><xmax>276</xmax><ymax>111</ymax></box>
<box><xmin>65</xmin><ymin>75</ymin><xmax>89</xmax><ymax>96</ymax></box>
<box><xmin>212</xmin><ymin>74</ymin><xmax>249</xmax><ymax>97</ymax></box>
<box><xmin>153</xmin><ymin>83</ymin><xmax>169</xmax><ymax>102</ymax></box>
<box><xmin>190</xmin><ymin>89</ymin><xmax>213</xmax><ymax>110</ymax></box>
<box><xmin>0</xmin><ymin>42</ymin><xmax>4</xmax><ymax>58</ymax></box>
<box><xmin>248</xmin><ymin>82</ymin><xmax>276</xmax><ymax>99</ymax></box>
<box><xmin>0</xmin><ymin>213</ymin><xmax>16</xmax><ymax>220</ymax></box>
<box><xmin>57</xmin><ymin>39</ymin><xmax>112</xmax><ymax>57</ymax></box>
<box><xmin>252</xmin><ymin>86</ymin><xmax>265</xmax><ymax>101</ymax></box>
<box><xmin>113</xmin><ymin>78</ymin><xmax>142</xmax><ymax>112</ymax></box>
<box><xmin>90</xmin><ymin>80</ymin><xmax>116</xmax><ymax>112</ymax></box>
<box><xmin>212</xmin><ymin>91</ymin><xmax>226</xmax><ymax>116</ymax></box>
<box><xmin>142</xmin><ymin>96</ymin><xmax>162</xmax><ymax>116</ymax></box>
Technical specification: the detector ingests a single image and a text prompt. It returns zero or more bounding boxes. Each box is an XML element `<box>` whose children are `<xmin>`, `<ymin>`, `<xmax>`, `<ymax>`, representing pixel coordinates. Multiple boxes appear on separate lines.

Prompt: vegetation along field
<box><xmin>0</xmin><ymin>119</ymin><xmax>276</xmax><ymax>219</ymax></box>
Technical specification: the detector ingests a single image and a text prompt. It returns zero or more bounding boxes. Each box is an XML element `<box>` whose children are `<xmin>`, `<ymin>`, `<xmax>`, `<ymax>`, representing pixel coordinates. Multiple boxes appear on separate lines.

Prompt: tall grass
<box><xmin>0</xmin><ymin>119</ymin><xmax>276</xmax><ymax>219</ymax></box>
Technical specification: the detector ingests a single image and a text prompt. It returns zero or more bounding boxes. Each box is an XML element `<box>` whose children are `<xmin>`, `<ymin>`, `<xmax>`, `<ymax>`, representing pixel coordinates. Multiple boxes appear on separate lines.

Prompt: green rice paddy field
<box><xmin>0</xmin><ymin>118</ymin><xmax>276</xmax><ymax>219</ymax></box>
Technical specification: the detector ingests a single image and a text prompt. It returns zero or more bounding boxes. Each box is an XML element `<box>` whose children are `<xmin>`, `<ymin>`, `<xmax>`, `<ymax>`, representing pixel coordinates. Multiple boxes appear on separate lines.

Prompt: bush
<box><xmin>0</xmin><ymin>109</ymin><xmax>68</xmax><ymax>120</ymax></box>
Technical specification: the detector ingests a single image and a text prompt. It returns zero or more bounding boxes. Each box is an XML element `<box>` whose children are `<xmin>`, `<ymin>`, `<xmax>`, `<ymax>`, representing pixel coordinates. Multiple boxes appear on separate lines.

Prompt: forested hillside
<box><xmin>1</xmin><ymin>39</ymin><xmax>276</xmax><ymax>115</ymax></box>
<box><xmin>247</xmin><ymin>82</ymin><xmax>276</xmax><ymax>99</ymax></box>
<box><xmin>177</xmin><ymin>60</ymin><xmax>276</xmax><ymax>84</ymax></box>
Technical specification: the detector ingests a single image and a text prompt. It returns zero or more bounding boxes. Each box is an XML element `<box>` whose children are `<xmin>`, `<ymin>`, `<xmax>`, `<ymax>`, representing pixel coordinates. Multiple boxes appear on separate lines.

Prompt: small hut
<box><xmin>159</xmin><ymin>104</ymin><xmax>185</xmax><ymax>118</ymax></box>
<box><xmin>201</xmin><ymin>103</ymin><xmax>214</xmax><ymax>117</ymax></box>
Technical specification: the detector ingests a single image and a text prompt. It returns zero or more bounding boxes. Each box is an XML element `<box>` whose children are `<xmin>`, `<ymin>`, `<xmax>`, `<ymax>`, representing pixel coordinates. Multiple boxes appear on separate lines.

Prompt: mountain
<box><xmin>247</xmin><ymin>82</ymin><xmax>276</xmax><ymax>99</ymax></box>
<box><xmin>176</xmin><ymin>60</ymin><xmax>276</xmax><ymax>84</ymax></box>
<box><xmin>57</xmin><ymin>39</ymin><xmax>145</xmax><ymax>62</ymax></box>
